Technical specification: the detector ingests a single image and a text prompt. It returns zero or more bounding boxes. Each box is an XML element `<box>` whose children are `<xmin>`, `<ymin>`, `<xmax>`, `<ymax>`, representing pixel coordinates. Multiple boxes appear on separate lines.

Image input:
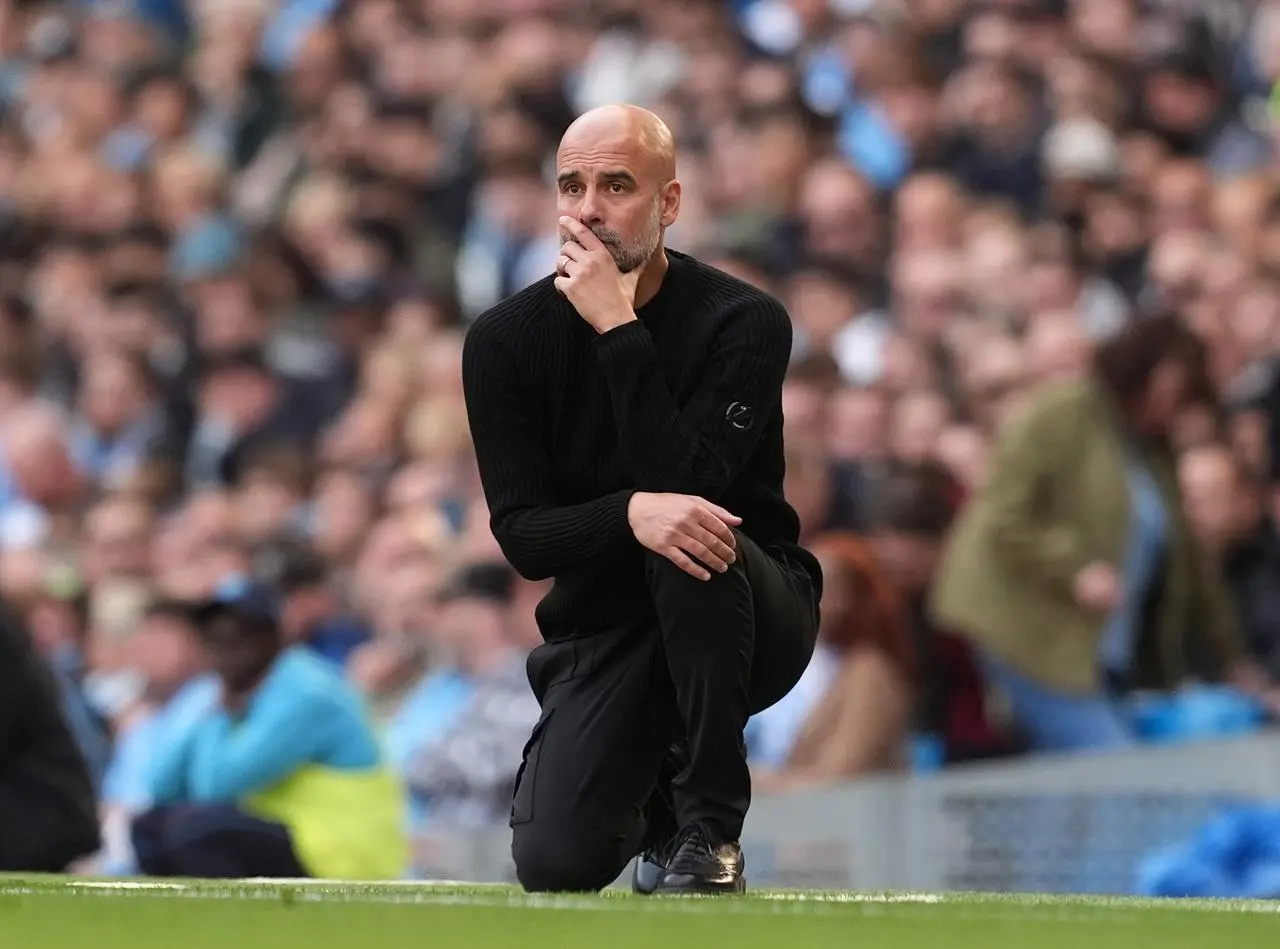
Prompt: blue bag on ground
<box><xmin>1129</xmin><ymin>686</ymin><xmax>1266</xmax><ymax>745</ymax></box>
<box><xmin>1136</xmin><ymin>805</ymin><xmax>1280</xmax><ymax>898</ymax></box>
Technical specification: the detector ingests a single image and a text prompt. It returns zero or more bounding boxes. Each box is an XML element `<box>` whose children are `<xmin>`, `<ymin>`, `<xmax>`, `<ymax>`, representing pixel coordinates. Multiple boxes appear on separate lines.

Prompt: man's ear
<box><xmin>660</xmin><ymin>179</ymin><xmax>682</xmax><ymax>229</ymax></box>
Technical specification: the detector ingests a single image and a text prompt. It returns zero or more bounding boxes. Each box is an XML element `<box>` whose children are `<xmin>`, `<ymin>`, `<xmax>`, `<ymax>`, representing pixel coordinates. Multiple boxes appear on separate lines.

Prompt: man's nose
<box><xmin>576</xmin><ymin>190</ymin><xmax>604</xmax><ymax>228</ymax></box>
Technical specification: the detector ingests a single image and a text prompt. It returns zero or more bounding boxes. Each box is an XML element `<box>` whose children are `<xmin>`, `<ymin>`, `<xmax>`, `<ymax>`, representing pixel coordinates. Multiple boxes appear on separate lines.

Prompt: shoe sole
<box><xmin>652</xmin><ymin>876</ymin><xmax>746</xmax><ymax>896</ymax></box>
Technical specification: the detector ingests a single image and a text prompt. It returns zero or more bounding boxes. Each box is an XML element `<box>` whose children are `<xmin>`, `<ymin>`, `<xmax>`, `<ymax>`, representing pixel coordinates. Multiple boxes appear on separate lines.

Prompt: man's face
<box><xmin>1144</xmin><ymin>73</ymin><xmax>1215</xmax><ymax>137</ymax></box>
<box><xmin>431</xmin><ymin>597</ymin><xmax>503</xmax><ymax>664</ymax></box>
<box><xmin>81</xmin><ymin>353</ymin><xmax>146</xmax><ymax>433</ymax></box>
<box><xmin>800</xmin><ymin>166</ymin><xmax>877</xmax><ymax>264</ymax></box>
<box><xmin>871</xmin><ymin>531</ymin><xmax>939</xmax><ymax>597</ymax></box>
<box><xmin>555</xmin><ymin>135</ymin><xmax>676</xmax><ymax>274</ymax></box>
<box><xmin>1180</xmin><ymin>448</ymin><xmax>1247</xmax><ymax>549</ymax></box>
<box><xmin>827</xmin><ymin>387</ymin><xmax>888</xmax><ymax>460</ymax></box>
<box><xmin>133</xmin><ymin>614</ymin><xmax>204</xmax><ymax>699</ymax></box>
<box><xmin>200</xmin><ymin>614</ymin><xmax>277</xmax><ymax>694</ymax></box>
<box><xmin>893</xmin><ymin>251</ymin><xmax>963</xmax><ymax>342</ymax></box>
<box><xmin>787</xmin><ymin>272</ymin><xmax>860</xmax><ymax>347</ymax></box>
<box><xmin>86</xmin><ymin>500</ymin><xmax>153</xmax><ymax>581</ymax></box>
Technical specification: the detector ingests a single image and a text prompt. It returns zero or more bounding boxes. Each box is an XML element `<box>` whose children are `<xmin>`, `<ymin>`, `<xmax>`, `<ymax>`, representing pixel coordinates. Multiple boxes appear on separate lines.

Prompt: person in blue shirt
<box><xmin>132</xmin><ymin>584</ymin><xmax>407</xmax><ymax>879</ymax></box>
<box><xmin>99</xmin><ymin>599</ymin><xmax>219</xmax><ymax>873</ymax></box>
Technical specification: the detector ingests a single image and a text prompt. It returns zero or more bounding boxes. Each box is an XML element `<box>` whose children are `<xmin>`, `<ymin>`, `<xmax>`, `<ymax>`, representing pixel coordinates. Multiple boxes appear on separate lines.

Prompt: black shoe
<box><xmin>632</xmin><ymin>744</ymin><xmax>685</xmax><ymax>895</ymax></box>
<box><xmin>653</xmin><ymin>824</ymin><xmax>745</xmax><ymax>895</ymax></box>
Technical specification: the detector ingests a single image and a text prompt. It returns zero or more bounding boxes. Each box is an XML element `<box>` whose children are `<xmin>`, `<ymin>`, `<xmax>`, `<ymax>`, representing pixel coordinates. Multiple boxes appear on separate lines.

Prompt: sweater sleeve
<box><xmin>982</xmin><ymin>390</ymin><xmax>1091</xmax><ymax>596</ymax></box>
<box><xmin>462</xmin><ymin>320</ymin><xmax>637</xmax><ymax>581</ymax></box>
<box><xmin>593</xmin><ymin>298</ymin><xmax>791</xmax><ymax>498</ymax></box>
<box><xmin>185</xmin><ymin>676</ymin><xmax>333</xmax><ymax>802</ymax></box>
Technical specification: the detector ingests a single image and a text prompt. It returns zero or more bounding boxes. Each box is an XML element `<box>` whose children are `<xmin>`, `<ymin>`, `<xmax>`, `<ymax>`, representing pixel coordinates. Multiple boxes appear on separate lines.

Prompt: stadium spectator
<box><xmin>866</xmin><ymin>461</ymin><xmax>1018</xmax><ymax>765</ymax></box>
<box><xmin>1180</xmin><ymin>441</ymin><xmax>1280</xmax><ymax>689</ymax></box>
<box><xmin>748</xmin><ymin>533</ymin><xmax>914</xmax><ymax>789</ymax></box>
<box><xmin>254</xmin><ymin>538</ymin><xmax>370</xmax><ymax>668</ymax></box>
<box><xmin>98</xmin><ymin>599</ymin><xmax>218</xmax><ymax>873</ymax></box>
<box><xmin>932</xmin><ymin>315</ymin><xmax>1253</xmax><ymax>752</ymax></box>
<box><xmin>133</xmin><ymin>584</ymin><xmax>407</xmax><ymax>879</ymax></box>
<box><xmin>404</xmin><ymin>561</ymin><xmax>539</xmax><ymax>832</ymax></box>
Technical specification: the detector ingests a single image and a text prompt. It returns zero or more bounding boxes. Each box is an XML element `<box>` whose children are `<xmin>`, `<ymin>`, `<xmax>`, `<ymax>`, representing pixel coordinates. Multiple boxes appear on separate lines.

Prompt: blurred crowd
<box><xmin>1</xmin><ymin>0</ymin><xmax>1280</xmax><ymax>875</ymax></box>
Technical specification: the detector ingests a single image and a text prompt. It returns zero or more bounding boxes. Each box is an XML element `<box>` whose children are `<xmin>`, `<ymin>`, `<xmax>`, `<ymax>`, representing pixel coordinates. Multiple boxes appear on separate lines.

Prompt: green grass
<box><xmin>4</xmin><ymin>877</ymin><xmax>1279</xmax><ymax>949</ymax></box>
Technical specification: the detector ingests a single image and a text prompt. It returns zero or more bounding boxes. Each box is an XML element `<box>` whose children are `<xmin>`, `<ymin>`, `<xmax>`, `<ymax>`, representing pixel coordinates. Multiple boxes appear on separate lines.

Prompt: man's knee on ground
<box><xmin>512</xmin><ymin>825</ymin><xmax>627</xmax><ymax>893</ymax></box>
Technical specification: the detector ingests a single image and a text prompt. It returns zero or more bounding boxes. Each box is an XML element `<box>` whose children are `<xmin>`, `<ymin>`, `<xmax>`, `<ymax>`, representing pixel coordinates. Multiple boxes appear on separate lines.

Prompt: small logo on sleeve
<box><xmin>725</xmin><ymin>402</ymin><xmax>754</xmax><ymax>431</ymax></box>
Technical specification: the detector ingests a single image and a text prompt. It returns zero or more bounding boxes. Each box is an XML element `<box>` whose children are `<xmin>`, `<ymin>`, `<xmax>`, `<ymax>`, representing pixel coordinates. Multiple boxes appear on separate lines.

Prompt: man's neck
<box><xmin>634</xmin><ymin>247</ymin><xmax>670</xmax><ymax>309</ymax></box>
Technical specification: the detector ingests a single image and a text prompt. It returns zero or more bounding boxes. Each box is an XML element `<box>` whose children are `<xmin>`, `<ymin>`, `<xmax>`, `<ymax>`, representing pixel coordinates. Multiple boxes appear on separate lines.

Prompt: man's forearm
<box><xmin>491</xmin><ymin>489</ymin><xmax>636</xmax><ymax>581</ymax></box>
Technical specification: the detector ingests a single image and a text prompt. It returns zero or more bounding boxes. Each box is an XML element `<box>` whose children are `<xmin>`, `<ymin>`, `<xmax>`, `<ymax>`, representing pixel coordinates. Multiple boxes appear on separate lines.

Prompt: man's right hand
<box><xmin>627</xmin><ymin>492</ymin><xmax>741</xmax><ymax>581</ymax></box>
<box><xmin>1072</xmin><ymin>561</ymin><xmax>1121</xmax><ymax>614</ymax></box>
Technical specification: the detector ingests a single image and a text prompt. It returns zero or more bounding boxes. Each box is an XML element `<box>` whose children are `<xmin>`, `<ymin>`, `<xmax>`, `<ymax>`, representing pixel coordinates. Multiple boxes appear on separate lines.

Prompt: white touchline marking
<box><xmin>4</xmin><ymin>881</ymin><xmax>1280</xmax><ymax>918</ymax></box>
<box><xmin>750</xmin><ymin>893</ymin><xmax>944</xmax><ymax>904</ymax></box>
<box><xmin>67</xmin><ymin>882</ymin><xmax>189</xmax><ymax>891</ymax></box>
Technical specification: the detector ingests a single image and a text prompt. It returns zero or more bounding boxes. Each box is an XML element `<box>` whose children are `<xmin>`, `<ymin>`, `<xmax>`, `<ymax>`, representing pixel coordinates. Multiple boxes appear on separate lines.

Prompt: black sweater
<box><xmin>462</xmin><ymin>249</ymin><xmax>822</xmax><ymax>639</ymax></box>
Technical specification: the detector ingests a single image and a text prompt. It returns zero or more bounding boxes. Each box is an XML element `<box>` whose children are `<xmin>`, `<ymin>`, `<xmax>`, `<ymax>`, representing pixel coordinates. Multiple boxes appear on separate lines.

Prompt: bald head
<box><xmin>558</xmin><ymin>105</ymin><xmax>676</xmax><ymax>182</ymax></box>
<box><xmin>555</xmin><ymin>104</ymin><xmax>681</xmax><ymax>274</ymax></box>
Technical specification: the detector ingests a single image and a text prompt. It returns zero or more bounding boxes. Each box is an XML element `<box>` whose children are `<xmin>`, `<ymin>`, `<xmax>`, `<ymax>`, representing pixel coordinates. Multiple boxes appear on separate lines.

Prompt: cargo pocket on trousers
<box><xmin>509</xmin><ymin>707</ymin><xmax>553</xmax><ymax>826</ymax></box>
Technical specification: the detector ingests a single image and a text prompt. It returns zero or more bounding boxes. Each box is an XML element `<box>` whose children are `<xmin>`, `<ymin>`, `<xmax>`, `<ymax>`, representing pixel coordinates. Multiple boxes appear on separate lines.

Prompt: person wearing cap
<box><xmin>132</xmin><ymin>582</ymin><xmax>408</xmax><ymax>879</ymax></box>
<box><xmin>0</xmin><ymin>598</ymin><xmax>101</xmax><ymax>871</ymax></box>
<box><xmin>1141</xmin><ymin>43</ymin><xmax>1271</xmax><ymax>179</ymax></box>
<box><xmin>404</xmin><ymin>561</ymin><xmax>539</xmax><ymax>833</ymax></box>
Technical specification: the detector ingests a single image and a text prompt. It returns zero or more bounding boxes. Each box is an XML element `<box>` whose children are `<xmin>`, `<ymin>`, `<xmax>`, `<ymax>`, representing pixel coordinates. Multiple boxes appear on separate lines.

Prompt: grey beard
<box><xmin>563</xmin><ymin>220</ymin><xmax>660</xmax><ymax>274</ymax></box>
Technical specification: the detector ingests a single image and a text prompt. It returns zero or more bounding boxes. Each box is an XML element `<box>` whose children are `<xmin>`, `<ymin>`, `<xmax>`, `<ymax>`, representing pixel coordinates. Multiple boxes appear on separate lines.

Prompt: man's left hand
<box><xmin>555</xmin><ymin>217</ymin><xmax>641</xmax><ymax>333</ymax></box>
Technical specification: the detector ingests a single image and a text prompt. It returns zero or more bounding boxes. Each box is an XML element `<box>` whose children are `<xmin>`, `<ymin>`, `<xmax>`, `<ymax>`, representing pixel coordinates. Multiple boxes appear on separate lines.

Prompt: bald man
<box><xmin>463</xmin><ymin>106</ymin><xmax>822</xmax><ymax>895</ymax></box>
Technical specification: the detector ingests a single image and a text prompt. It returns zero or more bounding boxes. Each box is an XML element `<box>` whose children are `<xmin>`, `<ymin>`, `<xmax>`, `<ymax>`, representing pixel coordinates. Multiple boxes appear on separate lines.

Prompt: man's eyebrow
<box><xmin>556</xmin><ymin>169</ymin><xmax>638</xmax><ymax>186</ymax></box>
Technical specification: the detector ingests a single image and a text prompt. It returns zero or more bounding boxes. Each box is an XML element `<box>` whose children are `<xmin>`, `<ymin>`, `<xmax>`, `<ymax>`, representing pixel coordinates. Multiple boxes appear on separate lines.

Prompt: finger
<box><xmin>554</xmin><ymin>275</ymin><xmax>571</xmax><ymax>295</ymax></box>
<box><xmin>681</xmin><ymin>532</ymin><xmax>732</xmax><ymax>571</ymax></box>
<box><xmin>702</xmin><ymin>501</ymin><xmax>742</xmax><ymax>526</ymax></box>
<box><xmin>560</xmin><ymin>241</ymin><xmax>589</xmax><ymax>262</ymax></box>
<box><xmin>677</xmin><ymin>538</ymin><xmax>729</xmax><ymax>573</ymax></box>
<box><xmin>666</xmin><ymin>547</ymin><xmax>711</xmax><ymax>581</ymax></box>
<box><xmin>694</xmin><ymin>507</ymin><xmax>738</xmax><ymax>549</ymax></box>
<box><xmin>690</xmin><ymin>524</ymin><xmax>736</xmax><ymax>565</ymax></box>
<box><xmin>555</xmin><ymin>254</ymin><xmax>571</xmax><ymax>276</ymax></box>
<box><xmin>559</xmin><ymin>216</ymin><xmax>605</xmax><ymax>253</ymax></box>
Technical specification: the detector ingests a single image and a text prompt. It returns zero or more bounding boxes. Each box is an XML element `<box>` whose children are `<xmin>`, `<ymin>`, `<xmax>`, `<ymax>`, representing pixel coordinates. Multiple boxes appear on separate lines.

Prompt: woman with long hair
<box><xmin>749</xmin><ymin>532</ymin><xmax>915</xmax><ymax>791</ymax></box>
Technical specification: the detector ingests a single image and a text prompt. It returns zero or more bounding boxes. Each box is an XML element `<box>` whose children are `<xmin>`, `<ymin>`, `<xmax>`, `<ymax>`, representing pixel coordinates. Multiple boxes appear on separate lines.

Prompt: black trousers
<box><xmin>132</xmin><ymin>804</ymin><xmax>308</xmax><ymax>879</ymax></box>
<box><xmin>511</xmin><ymin>531</ymin><xmax>819</xmax><ymax>893</ymax></box>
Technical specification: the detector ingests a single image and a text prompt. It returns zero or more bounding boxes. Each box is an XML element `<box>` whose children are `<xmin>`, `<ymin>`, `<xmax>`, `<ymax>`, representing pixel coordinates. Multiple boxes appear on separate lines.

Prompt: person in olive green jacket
<box><xmin>931</xmin><ymin>315</ymin><xmax>1246</xmax><ymax>752</ymax></box>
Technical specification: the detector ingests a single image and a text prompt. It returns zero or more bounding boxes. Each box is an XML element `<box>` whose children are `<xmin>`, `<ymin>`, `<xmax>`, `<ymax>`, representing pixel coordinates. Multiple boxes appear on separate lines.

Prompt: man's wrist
<box><xmin>593</xmin><ymin>309</ymin><xmax>638</xmax><ymax>334</ymax></box>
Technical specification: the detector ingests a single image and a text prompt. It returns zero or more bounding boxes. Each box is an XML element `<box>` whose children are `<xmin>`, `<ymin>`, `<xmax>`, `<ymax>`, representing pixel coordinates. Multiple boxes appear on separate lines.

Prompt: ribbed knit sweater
<box><xmin>461</xmin><ymin>249</ymin><xmax>823</xmax><ymax>639</ymax></box>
